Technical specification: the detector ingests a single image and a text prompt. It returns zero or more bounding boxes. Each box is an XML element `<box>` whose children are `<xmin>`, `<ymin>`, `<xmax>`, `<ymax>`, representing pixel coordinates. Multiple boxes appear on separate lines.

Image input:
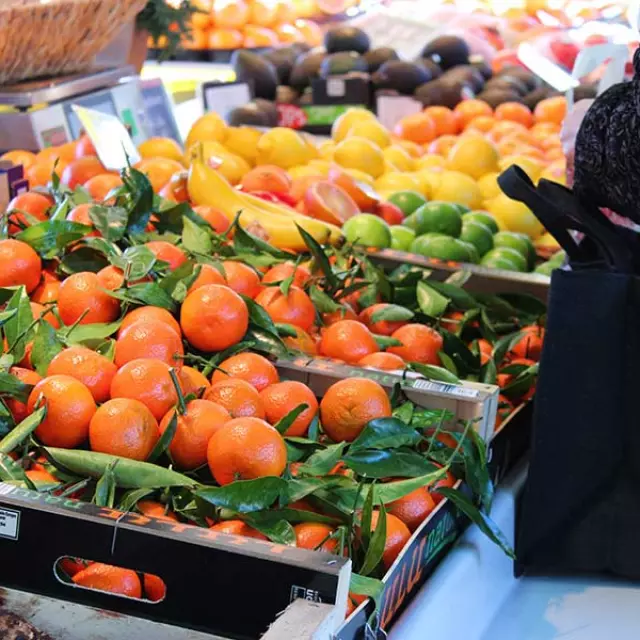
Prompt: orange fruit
<box><xmin>427</xmin><ymin>134</ymin><xmax>459</xmax><ymax>157</ymax></box>
<box><xmin>84</xmin><ymin>174</ymin><xmax>122</xmax><ymax>202</ymax></box>
<box><xmin>6</xmin><ymin>191</ymin><xmax>51</xmax><ymax>234</ymax></box>
<box><xmin>387</xmin><ymin>486</ymin><xmax>436</xmax><ymax>532</ymax></box>
<box><xmin>145</xmin><ymin>240</ymin><xmax>188</xmax><ymax>270</ymax></box>
<box><xmin>208</xmin><ymin>28</ymin><xmax>244</xmax><ymax>49</ymax></box>
<box><xmin>110</xmin><ymin>359</ymin><xmax>179</xmax><ymax>421</ymax></box>
<box><xmin>57</xmin><ymin>271</ymin><xmax>120</xmax><ymax>326</ymax></box>
<box><xmin>66</xmin><ymin>204</ymin><xmax>98</xmax><ymax>236</ymax></box>
<box><xmin>393</xmin><ymin>113</ymin><xmax>437</xmax><ymax>145</ymax></box>
<box><xmin>134</xmin><ymin>157</ymin><xmax>185</xmax><ymax>193</ymax></box>
<box><xmin>6</xmin><ymin>367</ymin><xmax>41</xmax><ymax>424</ymax></box>
<box><xmin>534</xmin><ymin>96</ymin><xmax>567</xmax><ymax>125</ymax></box>
<box><xmin>294</xmin><ymin>523</ymin><xmax>337</xmax><ymax>553</ymax></box>
<box><xmin>304</xmin><ymin>181</ymin><xmax>360</xmax><ymax>226</ymax></box>
<box><xmin>73</xmin><ymin>563</ymin><xmax>141</xmax><ymax>598</ymax></box>
<box><xmin>74</xmin><ymin>135</ymin><xmax>97</xmax><ymax>158</ymax></box>
<box><xmin>465</xmin><ymin>115</ymin><xmax>496</xmax><ymax>133</ymax></box>
<box><xmin>369</xmin><ymin>511</ymin><xmax>411</xmax><ymax>569</ymax></box>
<box><xmin>184</xmin><ymin>27</ymin><xmax>209</xmax><ymax>50</ymax></box>
<box><xmin>142</xmin><ymin>573</ymin><xmax>167</xmax><ymax>601</ymax></box>
<box><xmin>90</xmin><ymin>398</ymin><xmax>159</xmax><ymax>461</ymax></box>
<box><xmin>222</xmin><ymin>261</ymin><xmax>263</xmax><ymax>298</ymax></box>
<box><xmin>137</xmin><ymin>500</ymin><xmax>178</xmax><ymax>522</ymax></box>
<box><xmin>357</xmin><ymin>352</ymin><xmax>405</xmax><ymax>371</ymax></box>
<box><xmin>261</xmin><ymin>262</ymin><xmax>311</xmax><ymax>288</ymax></box>
<box><xmin>203</xmin><ymin>378</ymin><xmax>265</xmax><ymax>419</ymax></box>
<box><xmin>188</xmin><ymin>264</ymin><xmax>227</xmax><ymax>293</ymax></box>
<box><xmin>243</xmin><ymin>25</ymin><xmax>279</xmax><ymax>47</ymax></box>
<box><xmin>213</xmin><ymin>0</ymin><xmax>249</xmax><ymax>28</ymax></box>
<box><xmin>319</xmin><ymin>320</ymin><xmax>378</xmax><ymax>365</ymax></box>
<box><xmin>430</xmin><ymin>466</ymin><xmax>456</xmax><ymax>504</ymax></box>
<box><xmin>358</xmin><ymin>303</ymin><xmax>409</xmax><ymax>336</ymax></box>
<box><xmin>388</xmin><ymin>324</ymin><xmax>443</xmax><ymax>365</ymax></box>
<box><xmin>321</xmin><ymin>303</ymin><xmax>358</xmax><ymax>327</ymax></box>
<box><xmin>211</xmin><ymin>352</ymin><xmax>279</xmax><ymax>391</ymax></box>
<box><xmin>193</xmin><ymin>205</ymin><xmax>230</xmax><ymax>234</ymax></box>
<box><xmin>47</xmin><ymin>347</ymin><xmax>117</xmax><ymax>404</ymax></box>
<box><xmin>60</xmin><ymin>156</ymin><xmax>107</xmax><ymax>189</ymax></box>
<box><xmin>495</xmin><ymin>102</ymin><xmax>534</xmax><ymax>127</ymax></box>
<box><xmin>160</xmin><ymin>399</ymin><xmax>231</xmax><ymax>469</ymax></box>
<box><xmin>179</xmin><ymin>366</ymin><xmax>210</xmax><ymax>396</ymax></box>
<box><xmin>115</xmin><ymin>319</ymin><xmax>184</xmax><ymax>369</ymax></box>
<box><xmin>454</xmin><ymin>99</ymin><xmax>493</xmax><ymax>129</ymax></box>
<box><xmin>283</xmin><ymin>326</ymin><xmax>318</xmax><ymax>355</ymax></box>
<box><xmin>0</xmin><ymin>239</ymin><xmax>42</xmax><ymax>293</ymax></box>
<box><xmin>254</xmin><ymin>286</ymin><xmax>316</xmax><ymax>332</ymax></box>
<box><xmin>511</xmin><ymin>325</ymin><xmax>544</xmax><ymax>361</ymax></box>
<box><xmin>319</xmin><ymin>377</ymin><xmax>391</xmax><ymax>442</ymax></box>
<box><xmin>181</xmin><ymin>284</ymin><xmax>249</xmax><ymax>352</ymax></box>
<box><xmin>27</xmin><ymin>375</ymin><xmax>96</xmax><ymax>448</ymax></box>
<box><xmin>326</xmin><ymin>166</ymin><xmax>378</xmax><ymax>211</ymax></box>
<box><xmin>260</xmin><ymin>380</ymin><xmax>318</xmax><ymax>437</ymax></box>
<box><xmin>159</xmin><ymin>170</ymin><xmax>189</xmax><ymax>203</ymax></box>
<box><xmin>423</xmin><ymin>106</ymin><xmax>459</xmax><ymax>136</ymax></box>
<box><xmin>31</xmin><ymin>272</ymin><xmax>60</xmax><ymax>305</ymax></box>
<box><xmin>248</xmin><ymin>0</ymin><xmax>277</xmax><ymax>25</ymax></box>
<box><xmin>30</xmin><ymin>302</ymin><xmax>59</xmax><ymax>328</ymax></box>
<box><xmin>241</xmin><ymin>165</ymin><xmax>291</xmax><ymax>195</ymax></box>
<box><xmin>210</xmin><ymin>519</ymin><xmax>267</xmax><ymax>540</ymax></box>
<box><xmin>26</xmin><ymin>468</ymin><xmax>59</xmax><ymax>483</ymax></box>
<box><xmin>206</xmin><ymin>416</ymin><xmax>287</xmax><ymax>485</ymax></box>
<box><xmin>119</xmin><ymin>306</ymin><xmax>181</xmax><ymax>338</ymax></box>
<box><xmin>275</xmin><ymin>23</ymin><xmax>304</xmax><ymax>44</ymax></box>
<box><xmin>1</xmin><ymin>149</ymin><xmax>37</xmax><ymax>169</ymax></box>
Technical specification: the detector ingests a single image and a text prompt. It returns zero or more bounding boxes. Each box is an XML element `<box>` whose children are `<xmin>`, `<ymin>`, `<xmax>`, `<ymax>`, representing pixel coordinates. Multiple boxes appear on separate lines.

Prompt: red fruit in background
<box><xmin>159</xmin><ymin>171</ymin><xmax>189</xmax><ymax>203</ymax></box>
<box><xmin>491</xmin><ymin>49</ymin><xmax>526</xmax><ymax>73</ymax></box>
<box><xmin>304</xmin><ymin>181</ymin><xmax>360</xmax><ymax>225</ymax></box>
<box><xmin>376</xmin><ymin>202</ymin><xmax>405</xmax><ymax>225</ymax></box>
<box><xmin>549</xmin><ymin>38</ymin><xmax>580</xmax><ymax>70</ymax></box>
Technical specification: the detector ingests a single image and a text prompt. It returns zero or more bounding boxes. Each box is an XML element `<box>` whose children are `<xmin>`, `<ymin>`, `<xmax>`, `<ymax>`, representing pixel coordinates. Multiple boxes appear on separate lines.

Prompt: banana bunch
<box><xmin>187</xmin><ymin>145</ymin><xmax>343</xmax><ymax>252</ymax></box>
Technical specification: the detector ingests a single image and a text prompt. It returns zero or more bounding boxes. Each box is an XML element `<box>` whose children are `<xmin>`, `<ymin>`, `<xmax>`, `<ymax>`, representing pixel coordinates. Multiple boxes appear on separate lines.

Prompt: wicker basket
<box><xmin>0</xmin><ymin>0</ymin><xmax>147</xmax><ymax>85</ymax></box>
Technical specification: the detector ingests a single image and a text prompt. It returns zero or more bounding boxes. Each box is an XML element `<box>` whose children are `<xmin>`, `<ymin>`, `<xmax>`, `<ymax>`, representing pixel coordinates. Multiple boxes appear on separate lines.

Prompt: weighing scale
<box><xmin>0</xmin><ymin>66</ymin><xmax>152</xmax><ymax>152</ymax></box>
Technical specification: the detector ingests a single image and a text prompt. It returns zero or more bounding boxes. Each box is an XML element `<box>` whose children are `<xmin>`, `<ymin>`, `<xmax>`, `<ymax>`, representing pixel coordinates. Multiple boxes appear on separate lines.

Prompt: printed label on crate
<box><xmin>290</xmin><ymin>585</ymin><xmax>323</xmax><ymax>603</ymax></box>
<box><xmin>0</xmin><ymin>507</ymin><xmax>20</xmax><ymax>540</ymax></box>
<box><xmin>410</xmin><ymin>378</ymin><xmax>480</xmax><ymax>399</ymax></box>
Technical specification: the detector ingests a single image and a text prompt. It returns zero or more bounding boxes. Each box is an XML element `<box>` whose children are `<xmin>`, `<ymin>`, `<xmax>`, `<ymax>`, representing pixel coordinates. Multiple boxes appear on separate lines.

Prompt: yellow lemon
<box><xmin>499</xmin><ymin>155</ymin><xmax>544</xmax><ymax>182</ymax></box>
<box><xmin>318</xmin><ymin>140</ymin><xmax>336</xmax><ymax>160</ymax></box>
<box><xmin>477</xmin><ymin>172</ymin><xmax>502</xmax><ymax>201</ymax></box>
<box><xmin>486</xmin><ymin>193</ymin><xmax>544</xmax><ymax>239</ymax></box>
<box><xmin>186</xmin><ymin>112</ymin><xmax>228</xmax><ymax>152</ymax></box>
<box><xmin>331</xmin><ymin>108</ymin><xmax>377</xmax><ymax>142</ymax></box>
<box><xmin>433</xmin><ymin>171</ymin><xmax>483</xmax><ymax>209</ymax></box>
<box><xmin>256</xmin><ymin>128</ymin><xmax>311</xmax><ymax>169</ymax></box>
<box><xmin>416</xmin><ymin>154</ymin><xmax>446</xmax><ymax>170</ymax></box>
<box><xmin>343</xmin><ymin>167</ymin><xmax>375</xmax><ymax>186</ymax></box>
<box><xmin>383</xmin><ymin>145</ymin><xmax>415</xmax><ymax>172</ymax></box>
<box><xmin>447</xmin><ymin>135</ymin><xmax>499</xmax><ymax>180</ymax></box>
<box><xmin>200</xmin><ymin>141</ymin><xmax>250</xmax><ymax>185</ymax></box>
<box><xmin>375</xmin><ymin>172</ymin><xmax>422</xmax><ymax>194</ymax></box>
<box><xmin>334</xmin><ymin>137</ymin><xmax>385</xmax><ymax>178</ymax></box>
<box><xmin>307</xmin><ymin>159</ymin><xmax>332</xmax><ymax>176</ymax></box>
<box><xmin>395</xmin><ymin>139</ymin><xmax>424</xmax><ymax>158</ymax></box>
<box><xmin>139</xmin><ymin>137</ymin><xmax>185</xmax><ymax>165</ymax></box>
<box><xmin>222</xmin><ymin>126</ymin><xmax>262</xmax><ymax>166</ymax></box>
<box><xmin>288</xmin><ymin>164</ymin><xmax>324</xmax><ymax>179</ymax></box>
<box><xmin>413</xmin><ymin>169</ymin><xmax>442</xmax><ymax>199</ymax></box>
<box><xmin>300</xmin><ymin>132</ymin><xmax>319</xmax><ymax>160</ymax></box>
<box><xmin>534</xmin><ymin>232</ymin><xmax>561</xmax><ymax>251</ymax></box>
<box><xmin>346</xmin><ymin>119</ymin><xmax>391</xmax><ymax>149</ymax></box>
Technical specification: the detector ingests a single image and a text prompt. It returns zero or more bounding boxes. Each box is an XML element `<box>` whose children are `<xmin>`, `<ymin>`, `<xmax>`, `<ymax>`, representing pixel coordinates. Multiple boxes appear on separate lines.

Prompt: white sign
<box><xmin>0</xmin><ymin>507</ymin><xmax>20</xmax><ymax>540</ymax></box>
<box><xmin>376</xmin><ymin>95</ymin><xmax>422</xmax><ymax>131</ymax></box>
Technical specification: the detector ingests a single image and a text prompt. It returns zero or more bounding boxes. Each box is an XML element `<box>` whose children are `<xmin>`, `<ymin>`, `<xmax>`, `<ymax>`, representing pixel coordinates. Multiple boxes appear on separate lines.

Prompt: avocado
<box><xmin>372</xmin><ymin>60</ymin><xmax>431</xmax><ymax>95</ymax></box>
<box><xmin>324</xmin><ymin>25</ymin><xmax>371</xmax><ymax>54</ymax></box>
<box><xmin>421</xmin><ymin>35</ymin><xmax>470</xmax><ymax>70</ymax></box>
<box><xmin>289</xmin><ymin>50</ymin><xmax>327</xmax><ymax>91</ymax></box>
<box><xmin>276</xmin><ymin>85</ymin><xmax>299</xmax><ymax>104</ymax></box>
<box><xmin>228</xmin><ymin>103</ymin><xmax>272</xmax><ymax>127</ymax></box>
<box><xmin>319</xmin><ymin>52</ymin><xmax>368</xmax><ymax>78</ymax></box>
<box><xmin>253</xmin><ymin>98</ymin><xmax>279</xmax><ymax>126</ymax></box>
<box><xmin>415</xmin><ymin>58</ymin><xmax>443</xmax><ymax>80</ymax></box>
<box><xmin>470</xmin><ymin>58</ymin><xmax>493</xmax><ymax>81</ymax></box>
<box><xmin>231</xmin><ymin>50</ymin><xmax>278</xmax><ymax>101</ymax></box>
<box><xmin>441</xmin><ymin>65</ymin><xmax>486</xmax><ymax>93</ymax></box>
<box><xmin>414</xmin><ymin>79</ymin><xmax>470</xmax><ymax>109</ymax></box>
<box><xmin>574</xmin><ymin>84</ymin><xmax>597</xmax><ymax>101</ymax></box>
<box><xmin>496</xmin><ymin>67</ymin><xmax>540</xmax><ymax>92</ymax></box>
<box><xmin>291</xmin><ymin>42</ymin><xmax>311</xmax><ymax>57</ymax></box>
<box><xmin>364</xmin><ymin>47</ymin><xmax>400</xmax><ymax>73</ymax></box>
<box><xmin>484</xmin><ymin>77</ymin><xmax>529</xmax><ymax>97</ymax></box>
<box><xmin>476</xmin><ymin>89</ymin><xmax>522</xmax><ymax>108</ymax></box>
<box><xmin>264</xmin><ymin>47</ymin><xmax>298</xmax><ymax>85</ymax></box>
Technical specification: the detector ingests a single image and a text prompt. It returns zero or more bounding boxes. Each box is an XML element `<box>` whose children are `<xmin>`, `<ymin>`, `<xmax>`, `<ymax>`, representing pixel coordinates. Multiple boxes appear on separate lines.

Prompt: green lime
<box><xmin>343</xmin><ymin>213</ymin><xmax>392</xmax><ymax>249</ymax></box>
<box><xmin>549</xmin><ymin>249</ymin><xmax>566</xmax><ymax>266</ymax></box>
<box><xmin>406</xmin><ymin>201</ymin><xmax>463</xmax><ymax>237</ymax></box>
<box><xmin>493</xmin><ymin>231</ymin><xmax>535</xmax><ymax>268</ymax></box>
<box><xmin>387</xmin><ymin>191</ymin><xmax>428</xmax><ymax>216</ymax></box>
<box><xmin>460</xmin><ymin>221</ymin><xmax>494</xmax><ymax>257</ymax></box>
<box><xmin>534</xmin><ymin>261</ymin><xmax>556</xmax><ymax>276</ymax></box>
<box><xmin>390</xmin><ymin>225</ymin><xmax>416</xmax><ymax>251</ymax></box>
<box><xmin>460</xmin><ymin>241</ymin><xmax>480</xmax><ymax>264</ymax></box>
<box><xmin>464</xmin><ymin>210</ymin><xmax>500</xmax><ymax>234</ymax></box>
<box><xmin>410</xmin><ymin>235</ymin><xmax>473</xmax><ymax>262</ymax></box>
<box><xmin>481</xmin><ymin>247</ymin><xmax>527</xmax><ymax>272</ymax></box>
<box><xmin>452</xmin><ymin>203</ymin><xmax>471</xmax><ymax>215</ymax></box>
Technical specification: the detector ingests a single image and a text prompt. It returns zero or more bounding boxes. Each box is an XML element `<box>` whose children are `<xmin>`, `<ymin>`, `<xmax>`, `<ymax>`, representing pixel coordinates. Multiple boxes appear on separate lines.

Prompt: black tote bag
<box><xmin>498</xmin><ymin>167</ymin><xmax>640</xmax><ymax>578</ymax></box>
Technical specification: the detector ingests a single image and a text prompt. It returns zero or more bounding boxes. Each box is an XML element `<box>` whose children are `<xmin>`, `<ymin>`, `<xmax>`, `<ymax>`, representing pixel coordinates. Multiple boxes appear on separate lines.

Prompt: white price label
<box><xmin>0</xmin><ymin>507</ymin><xmax>20</xmax><ymax>540</ymax></box>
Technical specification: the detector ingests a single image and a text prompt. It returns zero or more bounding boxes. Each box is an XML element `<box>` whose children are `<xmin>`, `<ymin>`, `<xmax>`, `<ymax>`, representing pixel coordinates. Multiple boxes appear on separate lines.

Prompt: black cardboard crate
<box><xmin>489</xmin><ymin>401</ymin><xmax>533</xmax><ymax>485</ymax></box>
<box><xmin>369</xmin><ymin>248</ymin><xmax>551</xmax><ymax>302</ymax></box>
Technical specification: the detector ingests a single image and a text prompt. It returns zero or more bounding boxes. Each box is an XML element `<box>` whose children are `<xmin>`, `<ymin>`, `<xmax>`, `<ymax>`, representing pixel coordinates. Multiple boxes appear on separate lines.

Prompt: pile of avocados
<box><xmin>227</xmin><ymin>25</ymin><xmax>597</xmax><ymax>126</ymax></box>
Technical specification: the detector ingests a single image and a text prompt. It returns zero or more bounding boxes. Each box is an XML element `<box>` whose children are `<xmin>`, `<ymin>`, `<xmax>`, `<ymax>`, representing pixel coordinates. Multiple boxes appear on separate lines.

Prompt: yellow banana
<box><xmin>187</xmin><ymin>146</ymin><xmax>332</xmax><ymax>251</ymax></box>
<box><xmin>240</xmin><ymin>191</ymin><xmax>343</xmax><ymax>245</ymax></box>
